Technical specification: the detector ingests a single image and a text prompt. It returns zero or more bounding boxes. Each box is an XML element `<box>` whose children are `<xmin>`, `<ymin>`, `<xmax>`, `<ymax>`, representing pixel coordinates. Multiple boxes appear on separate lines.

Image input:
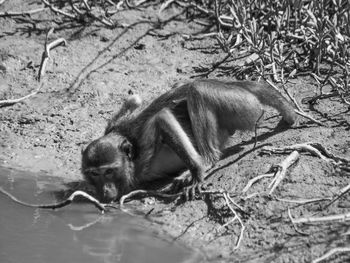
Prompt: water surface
<box><xmin>0</xmin><ymin>167</ymin><xmax>202</xmax><ymax>263</ymax></box>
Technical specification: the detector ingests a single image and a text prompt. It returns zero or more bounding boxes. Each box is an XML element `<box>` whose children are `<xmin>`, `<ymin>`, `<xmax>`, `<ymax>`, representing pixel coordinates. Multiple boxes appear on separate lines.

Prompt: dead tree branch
<box><xmin>0</xmin><ymin>186</ymin><xmax>113</xmax><ymax>213</ymax></box>
<box><xmin>0</xmin><ymin>83</ymin><xmax>44</xmax><ymax>107</ymax></box>
<box><xmin>290</xmin><ymin>210</ymin><xmax>350</xmax><ymax>224</ymax></box>
<box><xmin>268</xmin><ymin>151</ymin><xmax>299</xmax><ymax>195</ymax></box>
<box><xmin>0</xmin><ymin>7</ymin><xmax>46</xmax><ymax>17</ymax></box>
<box><xmin>38</xmin><ymin>29</ymin><xmax>67</xmax><ymax>81</ymax></box>
<box><xmin>312</xmin><ymin>247</ymin><xmax>350</xmax><ymax>263</ymax></box>
<box><xmin>261</xmin><ymin>142</ymin><xmax>350</xmax><ymax>166</ymax></box>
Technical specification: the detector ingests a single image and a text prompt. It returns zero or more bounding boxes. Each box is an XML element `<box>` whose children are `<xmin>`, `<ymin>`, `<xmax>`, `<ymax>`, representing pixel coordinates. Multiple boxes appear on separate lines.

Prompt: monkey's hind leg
<box><xmin>155</xmin><ymin>108</ymin><xmax>205</xmax><ymax>200</ymax></box>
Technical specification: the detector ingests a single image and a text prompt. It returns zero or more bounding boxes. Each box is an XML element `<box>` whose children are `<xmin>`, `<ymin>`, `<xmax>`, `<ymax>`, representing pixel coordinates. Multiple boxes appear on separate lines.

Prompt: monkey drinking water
<box><xmin>81</xmin><ymin>79</ymin><xmax>297</xmax><ymax>202</ymax></box>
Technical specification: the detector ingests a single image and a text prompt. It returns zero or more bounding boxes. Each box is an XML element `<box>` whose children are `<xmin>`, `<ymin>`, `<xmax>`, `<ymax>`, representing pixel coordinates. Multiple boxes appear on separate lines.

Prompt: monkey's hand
<box><xmin>176</xmin><ymin>168</ymin><xmax>205</xmax><ymax>201</ymax></box>
<box><xmin>183</xmin><ymin>180</ymin><xmax>203</xmax><ymax>201</ymax></box>
<box><xmin>168</xmin><ymin>172</ymin><xmax>203</xmax><ymax>200</ymax></box>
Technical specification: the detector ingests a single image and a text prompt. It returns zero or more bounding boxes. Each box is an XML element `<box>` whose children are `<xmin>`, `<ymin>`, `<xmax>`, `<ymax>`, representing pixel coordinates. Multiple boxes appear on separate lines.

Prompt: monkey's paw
<box><xmin>168</xmin><ymin>172</ymin><xmax>192</xmax><ymax>193</ymax></box>
<box><xmin>183</xmin><ymin>181</ymin><xmax>204</xmax><ymax>201</ymax></box>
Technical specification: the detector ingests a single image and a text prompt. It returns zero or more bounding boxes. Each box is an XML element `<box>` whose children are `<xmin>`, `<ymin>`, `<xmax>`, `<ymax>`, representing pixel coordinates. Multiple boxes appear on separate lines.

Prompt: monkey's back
<box><xmin>112</xmin><ymin>79</ymin><xmax>296</xmax><ymax>165</ymax></box>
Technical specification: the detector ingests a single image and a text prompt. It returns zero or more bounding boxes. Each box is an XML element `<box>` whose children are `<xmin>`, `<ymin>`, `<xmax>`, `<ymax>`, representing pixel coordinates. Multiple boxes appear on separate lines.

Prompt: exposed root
<box><xmin>323</xmin><ymin>183</ymin><xmax>350</xmax><ymax>210</ymax></box>
<box><xmin>275</xmin><ymin>196</ymin><xmax>332</xmax><ymax>205</ymax></box>
<box><xmin>288</xmin><ymin>208</ymin><xmax>309</xmax><ymax>236</ymax></box>
<box><xmin>268</xmin><ymin>151</ymin><xmax>300</xmax><ymax>195</ymax></box>
<box><xmin>242</xmin><ymin>172</ymin><xmax>275</xmax><ymax>194</ymax></box>
<box><xmin>119</xmin><ymin>187</ymin><xmax>246</xmax><ymax>249</ymax></box>
<box><xmin>0</xmin><ymin>7</ymin><xmax>46</xmax><ymax>17</ymax></box>
<box><xmin>0</xmin><ymin>186</ymin><xmax>113</xmax><ymax>213</ymax></box>
<box><xmin>38</xmin><ymin>28</ymin><xmax>67</xmax><ymax>81</ymax></box>
<box><xmin>0</xmin><ymin>83</ymin><xmax>44</xmax><ymax>107</ymax></box>
<box><xmin>0</xmin><ymin>28</ymin><xmax>66</xmax><ymax>107</ymax></box>
<box><xmin>261</xmin><ymin>142</ymin><xmax>350</xmax><ymax>166</ymax></box>
<box><xmin>222</xmin><ymin>192</ymin><xmax>245</xmax><ymax>250</ymax></box>
<box><xmin>290</xmin><ymin>210</ymin><xmax>350</xmax><ymax>224</ymax></box>
<box><xmin>312</xmin><ymin>247</ymin><xmax>350</xmax><ymax>263</ymax></box>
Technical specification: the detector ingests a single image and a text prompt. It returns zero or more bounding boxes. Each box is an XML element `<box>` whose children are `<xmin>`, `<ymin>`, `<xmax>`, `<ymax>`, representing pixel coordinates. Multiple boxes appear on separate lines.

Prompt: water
<box><xmin>0</xmin><ymin>167</ymin><xmax>202</xmax><ymax>263</ymax></box>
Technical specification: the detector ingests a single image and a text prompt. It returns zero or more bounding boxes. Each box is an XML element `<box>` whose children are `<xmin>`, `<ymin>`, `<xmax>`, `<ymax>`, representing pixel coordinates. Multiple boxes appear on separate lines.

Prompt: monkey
<box><xmin>81</xmin><ymin>79</ymin><xmax>297</xmax><ymax>202</ymax></box>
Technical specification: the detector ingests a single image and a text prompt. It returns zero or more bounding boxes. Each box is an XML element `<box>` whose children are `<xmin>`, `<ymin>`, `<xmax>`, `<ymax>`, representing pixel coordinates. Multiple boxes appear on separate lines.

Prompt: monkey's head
<box><xmin>81</xmin><ymin>133</ymin><xmax>135</xmax><ymax>203</ymax></box>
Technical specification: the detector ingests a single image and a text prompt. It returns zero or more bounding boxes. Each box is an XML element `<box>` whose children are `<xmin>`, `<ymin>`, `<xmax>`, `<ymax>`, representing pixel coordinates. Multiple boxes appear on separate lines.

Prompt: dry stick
<box><xmin>312</xmin><ymin>247</ymin><xmax>350</xmax><ymax>263</ymax></box>
<box><xmin>261</xmin><ymin>142</ymin><xmax>350</xmax><ymax>165</ymax></box>
<box><xmin>1</xmin><ymin>30</ymin><xmax>66</xmax><ymax>107</ymax></box>
<box><xmin>159</xmin><ymin>0</ymin><xmax>177</xmax><ymax>13</ymax></box>
<box><xmin>182</xmin><ymin>32</ymin><xmax>218</xmax><ymax>40</ymax></box>
<box><xmin>0</xmin><ymin>186</ymin><xmax>109</xmax><ymax>213</ymax></box>
<box><xmin>288</xmin><ymin>208</ymin><xmax>309</xmax><ymax>236</ymax></box>
<box><xmin>309</xmin><ymin>142</ymin><xmax>350</xmax><ymax>163</ymax></box>
<box><xmin>38</xmin><ymin>37</ymin><xmax>67</xmax><ymax>81</ymax></box>
<box><xmin>268</xmin><ymin>150</ymin><xmax>299</xmax><ymax>195</ymax></box>
<box><xmin>323</xmin><ymin>183</ymin><xmax>350</xmax><ymax>209</ymax></box>
<box><xmin>76</xmin><ymin>0</ymin><xmax>115</xmax><ymax>27</ymax></box>
<box><xmin>0</xmin><ymin>7</ymin><xmax>46</xmax><ymax>17</ymax></box>
<box><xmin>290</xmin><ymin>211</ymin><xmax>350</xmax><ymax>224</ymax></box>
<box><xmin>41</xmin><ymin>0</ymin><xmax>75</xmax><ymax>18</ymax></box>
<box><xmin>242</xmin><ymin>173</ymin><xmax>275</xmax><ymax>194</ymax></box>
<box><xmin>0</xmin><ymin>83</ymin><xmax>44</xmax><ymax>107</ymax></box>
<box><xmin>275</xmin><ymin>196</ymin><xmax>332</xmax><ymax>205</ymax></box>
<box><xmin>223</xmin><ymin>192</ymin><xmax>245</xmax><ymax>250</ymax></box>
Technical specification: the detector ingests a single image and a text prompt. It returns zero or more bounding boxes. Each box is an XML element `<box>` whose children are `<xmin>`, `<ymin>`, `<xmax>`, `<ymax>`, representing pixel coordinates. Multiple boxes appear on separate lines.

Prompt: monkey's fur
<box><xmin>82</xmin><ymin>79</ymin><xmax>297</xmax><ymax>202</ymax></box>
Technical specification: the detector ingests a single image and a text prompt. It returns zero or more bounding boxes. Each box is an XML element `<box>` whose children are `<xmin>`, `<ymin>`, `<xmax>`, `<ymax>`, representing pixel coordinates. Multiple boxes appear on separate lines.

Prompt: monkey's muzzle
<box><xmin>101</xmin><ymin>182</ymin><xmax>118</xmax><ymax>203</ymax></box>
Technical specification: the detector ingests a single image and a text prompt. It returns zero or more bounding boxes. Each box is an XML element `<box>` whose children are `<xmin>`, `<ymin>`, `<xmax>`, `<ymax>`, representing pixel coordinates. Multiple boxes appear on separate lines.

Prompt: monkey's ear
<box><xmin>120</xmin><ymin>140</ymin><xmax>134</xmax><ymax>160</ymax></box>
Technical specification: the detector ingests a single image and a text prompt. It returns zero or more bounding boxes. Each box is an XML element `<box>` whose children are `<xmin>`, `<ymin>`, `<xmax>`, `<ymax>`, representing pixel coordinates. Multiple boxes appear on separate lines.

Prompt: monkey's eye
<box><xmin>120</xmin><ymin>140</ymin><xmax>134</xmax><ymax>160</ymax></box>
<box><xmin>105</xmin><ymin>168</ymin><xmax>114</xmax><ymax>175</ymax></box>
<box><xmin>89</xmin><ymin>171</ymin><xmax>100</xmax><ymax>177</ymax></box>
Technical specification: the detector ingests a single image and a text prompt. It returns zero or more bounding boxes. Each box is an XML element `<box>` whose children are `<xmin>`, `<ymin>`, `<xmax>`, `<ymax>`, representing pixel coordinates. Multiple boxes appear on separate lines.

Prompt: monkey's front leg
<box><xmin>155</xmin><ymin>108</ymin><xmax>205</xmax><ymax>200</ymax></box>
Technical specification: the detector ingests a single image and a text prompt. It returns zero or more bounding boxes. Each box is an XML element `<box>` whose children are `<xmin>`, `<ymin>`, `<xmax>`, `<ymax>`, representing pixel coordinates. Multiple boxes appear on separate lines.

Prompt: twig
<box><xmin>223</xmin><ymin>192</ymin><xmax>245</xmax><ymax>250</ymax></box>
<box><xmin>275</xmin><ymin>196</ymin><xmax>332</xmax><ymax>205</ymax></box>
<box><xmin>41</xmin><ymin>0</ymin><xmax>75</xmax><ymax>18</ymax></box>
<box><xmin>159</xmin><ymin>0</ymin><xmax>176</xmax><ymax>13</ymax></box>
<box><xmin>288</xmin><ymin>208</ymin><xmax>309</xmax><ymax>236</ymax></box>
<box><xmin>261</xmin><ymin>142</ymin><xmax>349</xmax><ymax>165</ymax></box>
<box><xmin>312</xmin><ymin>247</ymin><xmax>350</xmax><ymax>263</ymax></box>
<box><xmin>0</xmin><ymin>186</ymin><xmax>109</xmax><ymax>213</ymax></box>
<box><xmin>322</xmin><ymin>183</ymin><xmax>350</xmax><ymax>210</ymax></box>
<box><xmin>38</xmin><ymin>31</ymin><xmax>67</xmax><ymax>81</ymax></box>
<box><xmin>0</xmin><ymin>83</ymin><xmax>44</xmax><ymax>107</ymax></box>
<box><xmin>291</xmin><ymin>211</ymin><xmax>350</xmax><ymax>224</ymax></box>
<box><xmin>242</xmin><ymin>173</ymin><xmax>275</xmax><ymax>193</ymax></box>
<box><xmin>268</xmin><ymin>151</ymin><xmax>299</xmax><ymax>195</ymax></box>
<box><xmin>0</xmin><ymin>7</ymin><xmax>46</xmax><ymax>17</ymax></box>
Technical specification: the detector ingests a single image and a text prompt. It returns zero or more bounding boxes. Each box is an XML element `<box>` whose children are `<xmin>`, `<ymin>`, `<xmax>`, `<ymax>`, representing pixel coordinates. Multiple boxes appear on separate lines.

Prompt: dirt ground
<box><xmin>1</xmin><ymin>1</ymin><xmax>349</xmax><ymax>262</ymax></box>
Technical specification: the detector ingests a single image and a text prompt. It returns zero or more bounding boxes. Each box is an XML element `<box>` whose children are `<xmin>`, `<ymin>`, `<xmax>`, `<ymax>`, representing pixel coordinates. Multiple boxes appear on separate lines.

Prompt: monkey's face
<box><xmin>81</xmin><ymin>134</ymin><xmax>135</xmax><ymax>203</ymax></box>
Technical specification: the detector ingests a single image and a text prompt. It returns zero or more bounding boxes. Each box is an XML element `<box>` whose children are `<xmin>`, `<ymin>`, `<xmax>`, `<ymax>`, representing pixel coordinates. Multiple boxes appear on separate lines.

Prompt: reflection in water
<box><xmin>0</xmin><ymin>167</ymin><xmax>203</xmax><ymax>263</ymax></box>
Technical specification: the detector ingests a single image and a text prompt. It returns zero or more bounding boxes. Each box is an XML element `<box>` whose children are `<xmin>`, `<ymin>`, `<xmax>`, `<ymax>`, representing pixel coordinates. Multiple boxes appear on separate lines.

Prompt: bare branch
<box><xmin>312</xmin><ymin>247</ymin><xmax>350</xmax><ymax>263</ymax></box>
<box><xmin>0</xmin><ymin>83</ymin><xmax>44</xmax><ymax>107</ymax></box>
<box><xmin>268</xmin><ymin>151</ymin><xmax>299</xmax><ymax>195</ymax></box>
<box><xmin>0</xmin><ymin>186</ymin><xmax>110</xmax><ymax>213</ymax></box>
<box><xmin>0</xmin><ymin>7</ymin><xmax>46</xmax><ymax>17</ymax></box>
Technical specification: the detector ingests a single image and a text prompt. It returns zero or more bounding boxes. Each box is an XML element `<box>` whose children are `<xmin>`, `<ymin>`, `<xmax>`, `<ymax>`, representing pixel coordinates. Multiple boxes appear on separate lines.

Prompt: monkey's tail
<box><xmin>241</xmin><ymin>82</ymin><xmax>297</xmax><ymax>125</ymax></box>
